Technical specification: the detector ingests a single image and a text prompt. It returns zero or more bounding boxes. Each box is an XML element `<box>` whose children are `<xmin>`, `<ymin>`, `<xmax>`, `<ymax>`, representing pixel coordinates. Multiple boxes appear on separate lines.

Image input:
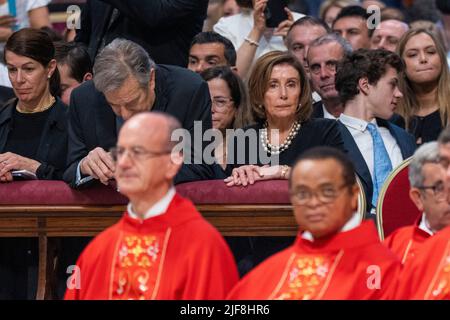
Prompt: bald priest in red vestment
<box><xmin>65</xmin><ymin>112</ymin><xmax>239</xmax><ymax>300</ymax></box>
<box><xmin>384</xmin><ymin>142</ymin><xmax>450</xmax><ymax>265</ymax></box>
<box><xmin>227</xmin><ymin>147</ymin><xmax>401</xmax><ymax>300</ymax></box>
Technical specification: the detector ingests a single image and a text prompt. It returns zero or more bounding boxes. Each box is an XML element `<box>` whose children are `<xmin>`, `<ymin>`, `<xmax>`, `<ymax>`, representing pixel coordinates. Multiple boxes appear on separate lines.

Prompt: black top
<box><xmin>0</xmin><ymin>98</ymin><xmax>68</xmax><ymax>180</ymax></box>
<box><xmin>4</xmin><ymin>107</ymin><xmax>52</xmax><ymax>159</ymax></box>
<box><xmin>408</xmin><ymin>110</ymin><xmax>442</xmax><ymax>144</ymax></box>
<box><xmin>225</xmin><ymin>118</ymin><xmax>346</xmax><ymax>174</ymax></box>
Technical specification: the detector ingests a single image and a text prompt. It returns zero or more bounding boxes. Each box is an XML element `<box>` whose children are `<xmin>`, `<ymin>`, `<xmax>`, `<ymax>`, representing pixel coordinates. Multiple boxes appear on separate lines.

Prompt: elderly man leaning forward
<box><xmin>384</xmin><ymin>142</ymin><xmax>450</xmax><ymax>265</ymax></box>
<box><xmin>227</xmin><ymin>147</ymin><xmax>401</xmax><ymax>300</ymax></box>
<box><xmin>63</xmin><ymin>38</ymin><xmax>214</xmax><ymax>188</ymax></box>
<box><xmin>64</xmin><ymin>112</ymin><xmax>238</xmax><ymax>300</ymax></box>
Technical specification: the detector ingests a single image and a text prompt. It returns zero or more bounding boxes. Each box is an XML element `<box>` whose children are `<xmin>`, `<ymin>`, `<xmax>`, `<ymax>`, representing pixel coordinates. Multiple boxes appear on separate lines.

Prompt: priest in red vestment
<box><xmin>65</xmin><ymin>112</ymin><xmax>238</xmax><ymax>300</ymax></box>
<box><xmin>384</xmin><ymin>142</ymin><xmax>450</xmax><ymax>264</ymax></box>
<box><xmin>227</xmin><ymin>147</ymin><xmax>401</xmax><ymax>300</ymax></box>
<box><xmin>396</xmin><ymin>225</ymin><xmax>450</xmax><ymax>299</ymax></box>
<box><xmin>395</xmin><ymin>129</ymin><xmax>450</xmax><ymax>299</ymax></box>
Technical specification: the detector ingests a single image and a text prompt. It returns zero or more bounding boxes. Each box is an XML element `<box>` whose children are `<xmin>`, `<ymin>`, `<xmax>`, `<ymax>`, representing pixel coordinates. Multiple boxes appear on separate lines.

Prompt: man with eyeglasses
<box><xmin>65</xmin><ymin>112</ymin><xmax>238</xmax><ymax>300</ymax></box>
<box><xmin>228</xmin><ymin>147</ymin><xmax>400</xmax><ymax>300</ymax></box>
<box><xmin>396</xmin><ymin>129</ymin><xmax>450</xmax><ymax>299</ymax></box>
<box><xmin>384</xmin><ymin>142</ymin><xmax>450</xmax><ymax>265</ymax></box>
<box><xmin>306</xmin><ymin>33</ymin><xmax>352</xmax><ymax>120</ymax></box>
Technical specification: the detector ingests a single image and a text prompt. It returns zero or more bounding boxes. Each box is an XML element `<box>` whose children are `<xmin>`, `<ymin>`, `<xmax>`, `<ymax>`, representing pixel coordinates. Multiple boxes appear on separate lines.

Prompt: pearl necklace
<box><xmin>261</xmin><ymin>121</ymin><xmax>301</xmax><ymax>155</ymax></box>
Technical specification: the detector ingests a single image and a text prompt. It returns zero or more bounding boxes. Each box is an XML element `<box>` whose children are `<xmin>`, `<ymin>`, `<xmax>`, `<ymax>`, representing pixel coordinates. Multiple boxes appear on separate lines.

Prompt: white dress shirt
<box><xmin>323</xmin><ymin>105</ymin><xmax>337</xmax><ymax>120</ymax></box>
<box><xmin>418</xmin><ymin>213</ymin><xmax>435</xmax><ymax>236</ymax></box>
<box><xmin>127</xmin><ymin>187</ymin><xmax>176</xmax><ymax>221</ymax></box>
<box><xmin>339</xmin><ymin>114</ymin><xmax>403</xmax><ymax>181</ymax></box>
<box><xmin>301</xmin><ymin>212</ymin><xmax>361</xmax><ymax>242</ymax></box>
<box><xmin>213</xmin><ymin>9</ymin><xmax>304</xmax><ymax>66</ymax></box>
<box><xmin>312</xmin><ymin>91</ymin><xmax>322</xmax><ymax>104</ymax></box>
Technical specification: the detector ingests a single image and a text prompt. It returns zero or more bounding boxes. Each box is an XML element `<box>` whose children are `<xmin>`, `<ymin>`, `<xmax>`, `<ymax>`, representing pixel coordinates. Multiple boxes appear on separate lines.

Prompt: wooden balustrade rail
<box><xmin>0</xmin><ymin>180</ymin><xmax>296</xmax><ymax>299</ymax></box>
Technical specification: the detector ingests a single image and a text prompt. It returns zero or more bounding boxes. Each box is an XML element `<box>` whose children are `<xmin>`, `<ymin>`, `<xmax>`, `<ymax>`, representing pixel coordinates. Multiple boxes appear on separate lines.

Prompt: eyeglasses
<box><xmin>417</xmin><ymin>181</ymin><xmax>447</xmax><ymax>202</ymax></box>
<box><xmin>308</xmin><ymin>60</ymin><xmax>339</xmax><ymax>75</ymax></box>
<box><xmin>212</xmin><ymin>97</ymin><xmax>233</xmax><ymax>110</ymax></box>
<box><xmin>110</xmin><ymin>146</ymin><xmax>171</xmax><ymax>162</ymax></box>
<box><xmin>290</xmin><ymin>183</ymin><xmax>349</xmax><ymax>205</ymax></box>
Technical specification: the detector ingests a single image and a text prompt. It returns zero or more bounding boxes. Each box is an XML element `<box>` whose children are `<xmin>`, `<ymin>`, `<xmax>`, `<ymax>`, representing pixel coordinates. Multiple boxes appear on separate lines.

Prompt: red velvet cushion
<box><xmin>0</xmin><ymin>180</ymin><xmax>290</xmax><ymax>206</ymax></box>
<box><xmin>380</xmin><ymin>165</ymin><xmax>421</xmax><ymax>238</ymax></box>
<box><xmin>176</xmin><ymin>180</ymin><xmax>290</xmax><ymax>204</ymax></box>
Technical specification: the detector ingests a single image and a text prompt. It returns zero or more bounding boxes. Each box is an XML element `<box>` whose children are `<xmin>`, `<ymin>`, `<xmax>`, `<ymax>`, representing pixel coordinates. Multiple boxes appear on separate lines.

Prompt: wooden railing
<box><xmin>0</xmin><ymin>180</ymin><xmax>296</xmax><ymax>299</ymax></box>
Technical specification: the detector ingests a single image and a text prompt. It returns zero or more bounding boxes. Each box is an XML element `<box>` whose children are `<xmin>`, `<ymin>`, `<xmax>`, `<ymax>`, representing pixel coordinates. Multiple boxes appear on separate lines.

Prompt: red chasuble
<box><xmin>227</xmin><ymin>221</ymin><xmax>401</xmax><ymax>300</ymax></box>
<box><xmin>383</xmin><ymin>216</ymin><xmax>431</xmax><ymax>265</ymax></box>
<box><xmin>64</xmin><ymin>194</ymin><xmax>239</xmax><ymax>300</ymax></box>
<box><xmin>396</xmin><ymin>226</ymin><xmax>450</xmax><ymax>300</ymax></box>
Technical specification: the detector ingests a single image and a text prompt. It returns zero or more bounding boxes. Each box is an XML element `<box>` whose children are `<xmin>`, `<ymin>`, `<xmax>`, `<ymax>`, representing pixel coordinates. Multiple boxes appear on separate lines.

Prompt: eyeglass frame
<box><xmin>416</xmin><ymin>180</ymin><xmax>447</xmax><ymax>201</ymax></box>
<box><xmin>211</xmin><ymin>96</ymin><xmax>234</xmax><ymax>110</ymax></box>
<box><xmin>110</xmin><ymin>146</ymin><xmax>172</xmax><ymax>162</ymax></box>
<box><xmin>308</xmin><ymin>60</ymin><xmax>339</xmax><ymax>75</ymax></box>
<box><xmin>289</xmin><ymin>182</ymin><xmax>351</xmax><ymax>205</ymax></box>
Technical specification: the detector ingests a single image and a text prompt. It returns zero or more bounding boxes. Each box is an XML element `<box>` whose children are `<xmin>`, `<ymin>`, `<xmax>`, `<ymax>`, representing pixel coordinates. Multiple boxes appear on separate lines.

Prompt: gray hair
<box><xmin>93</xmin><ymin>38</ymin><xmax>156</xmax><ymax>93</ymax></box>
<box><xmin>409</xmin><ymin>142</ymin><xmax>440</xmax><ymax>188</ymax></box>
<box><xmin>308</xmin><ymin>33</ymin><xmax>353</xmax><ymax>58</ymax></box>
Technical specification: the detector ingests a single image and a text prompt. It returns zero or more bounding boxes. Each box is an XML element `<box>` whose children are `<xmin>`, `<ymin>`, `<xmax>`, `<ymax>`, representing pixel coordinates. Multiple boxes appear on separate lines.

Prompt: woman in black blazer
<box><xmin>0</xmin><ymin>28</ymin><xmax>68</xmax><ymax>299</ymax></box>
<box><xmin>0</xmin><ymin>28</ymin><xmax>67</xmax><ymax>182</ymax></box>
<box><xmin>225</xmin><ymin>51</ymin><xmax>345</xmax><ymax>186</ymax></box>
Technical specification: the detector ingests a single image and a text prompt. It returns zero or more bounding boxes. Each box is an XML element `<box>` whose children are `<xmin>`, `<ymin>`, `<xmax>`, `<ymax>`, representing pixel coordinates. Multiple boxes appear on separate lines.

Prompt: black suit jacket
<box><xmin>0</xmin><ymin>86</ymin><xmax>14</xmax><ymax>107</ymax></box>
<box><xmin>0</xmin><ymin>98</ymin><xmax>68</xmax><ymax>180</ymax></box>
<box><xmin>63</xmin><ymin>64</ymin><xmax>213</xmax><ymax>187</ymax></box>
<box><xmin>337</xmin><ymin>118</ymin><xmax>416</xmax><ymax>210</ymax></box>
<box><xmin>76</xmin><ymin>0</ymin><xmax>208</xmax><ymax>66</ymax></box>
<box><xmin>311</xmin><ymin>101</ymin><xmax>324</xmax><ymax>119</ymax></box>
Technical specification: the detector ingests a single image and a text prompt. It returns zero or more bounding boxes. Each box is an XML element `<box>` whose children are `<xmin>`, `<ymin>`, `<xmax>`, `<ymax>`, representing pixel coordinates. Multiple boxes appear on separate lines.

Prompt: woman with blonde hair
<box><xmin>397</xmin><ymin>28</ymin><xmax>450</xmax><ymax>144</ymax></box>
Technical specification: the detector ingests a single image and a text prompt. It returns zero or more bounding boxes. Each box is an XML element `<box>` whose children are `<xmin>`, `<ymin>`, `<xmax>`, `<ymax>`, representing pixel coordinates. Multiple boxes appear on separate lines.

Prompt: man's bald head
<box><xmin>115</xmin><ymin>112</ymin><xmax>183</xmax><ymax>201</ymax></box>
<box><xmin>120</xmin><ymin>112</ymin><xmax>182</xmax><ymax>151</ymax></box>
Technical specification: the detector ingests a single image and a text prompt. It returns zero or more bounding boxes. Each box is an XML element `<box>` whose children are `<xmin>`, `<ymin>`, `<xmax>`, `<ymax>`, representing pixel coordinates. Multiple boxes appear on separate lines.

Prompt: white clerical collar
<box><xmin>339</xmin><ymin>113</ymin><xmax>378</xmax><ymax>132</ymax></box>
<box><xmin>301</xmin><ymin>212</ymin><xmax>361</xmax><ymax>242</ymax></box>
<box><xmin>322</xmin><ymin>105</ymin><xmax>337</xmax><ymax>120</ymax></box>
<box><xmin>418</xmin><ymin>212</ymin><xmax>435</xmax><ymax>236</ymax></box>
<box><xmin>127</xmin><ymin>187</ymin><xmax>176</xmax><ymax>221</ymax></box>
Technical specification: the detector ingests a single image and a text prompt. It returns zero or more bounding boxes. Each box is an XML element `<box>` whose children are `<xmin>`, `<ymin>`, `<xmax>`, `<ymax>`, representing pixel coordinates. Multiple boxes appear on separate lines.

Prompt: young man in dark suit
<box><xmin>335</xmin><ymin>49</ymin><xmax>416</xmax><ymax>216</ymax></box>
